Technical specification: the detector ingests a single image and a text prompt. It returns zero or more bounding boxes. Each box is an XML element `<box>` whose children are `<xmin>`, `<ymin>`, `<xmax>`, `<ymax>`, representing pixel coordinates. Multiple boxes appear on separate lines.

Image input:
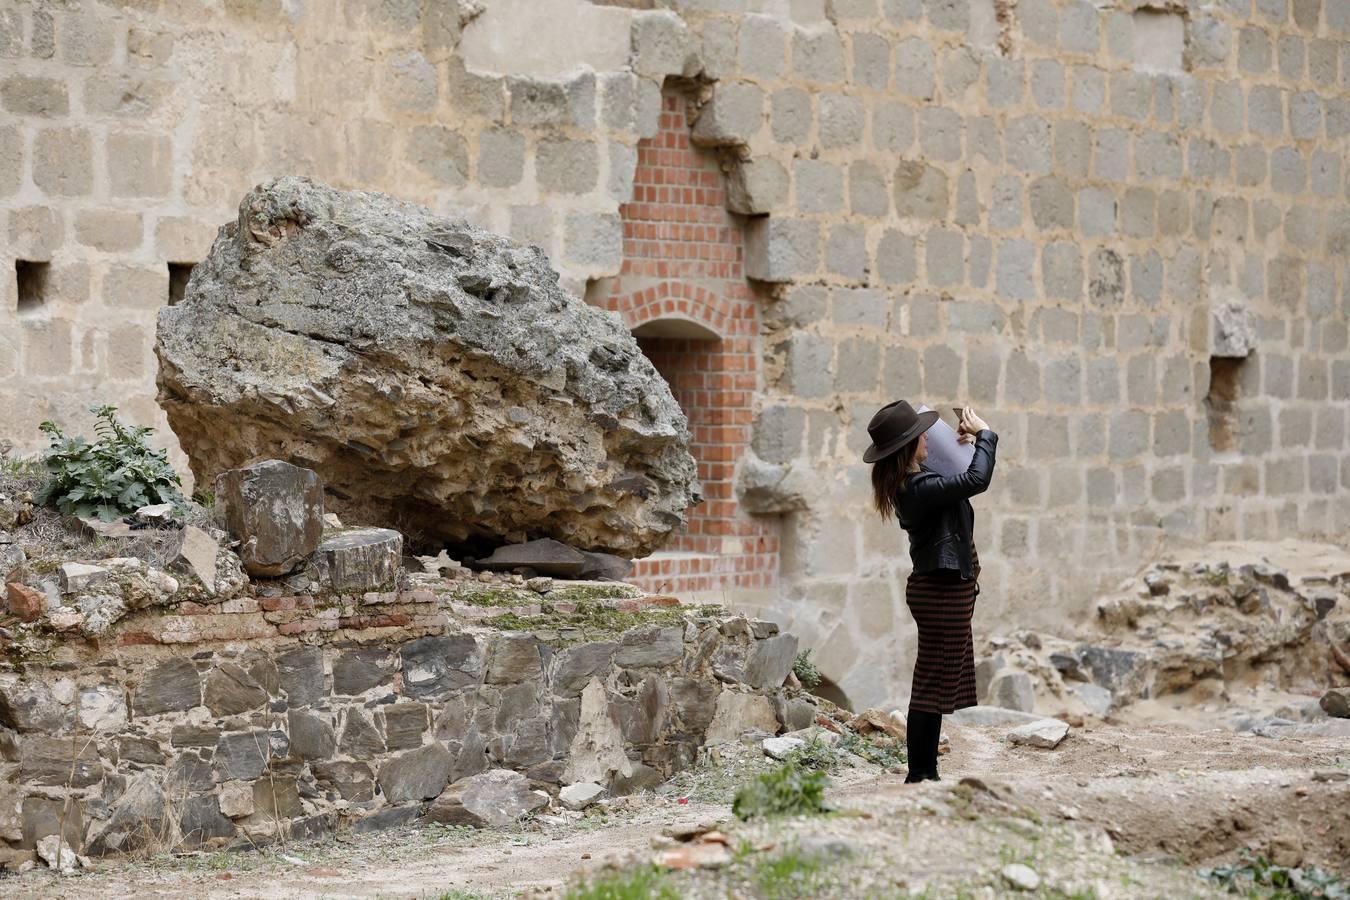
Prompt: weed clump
<box><xmin>37</xmin><ymin>405</ymin><xmax>183</xmax><ymax>521</ymax></box>
<box><xmin>1201</xmin><ymin>849</ymin><xmax>1349</xmax><ymax>899</ymax></box>
<box><xmin>564</xmin><ymin>864</ymin><xmax>679</xmax><ymax>900</ymax></box>
<box><xmin>793</xmin><ymin>648</ymin><xmax>822</xmax><ymax>691</ymax></box>
<box><xmin>732</xmin><ymin>760</ymin><xmax>832</xmax><ymax>821</ymax></box>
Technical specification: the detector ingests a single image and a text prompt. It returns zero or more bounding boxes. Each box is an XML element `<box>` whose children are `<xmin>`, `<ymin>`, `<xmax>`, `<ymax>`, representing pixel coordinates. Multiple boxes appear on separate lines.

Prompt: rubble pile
<box><xmin>0</xmin><ymin>459</ymin><xmax>813</xmax><ymax>869</ymax></box>
<box><xmin>971</xmin><ymin>550</ymin><xmax>1350</xmax><ymax>736</ymax></box>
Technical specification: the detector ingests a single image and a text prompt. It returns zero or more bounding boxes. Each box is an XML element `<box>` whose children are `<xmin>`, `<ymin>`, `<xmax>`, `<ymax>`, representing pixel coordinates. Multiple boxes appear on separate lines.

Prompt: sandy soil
<box><xmin>12</xmin><ymin>718</ymin><xmax>1347</xmax><ymax>899</ymax></box>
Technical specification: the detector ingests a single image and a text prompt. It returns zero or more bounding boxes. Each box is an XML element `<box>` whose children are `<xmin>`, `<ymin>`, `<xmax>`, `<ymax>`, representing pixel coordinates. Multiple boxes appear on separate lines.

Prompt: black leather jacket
<box><xmin>896</xmin><ymin>430</ymin><xmax>998</xmax><ymax>579</ymax></box>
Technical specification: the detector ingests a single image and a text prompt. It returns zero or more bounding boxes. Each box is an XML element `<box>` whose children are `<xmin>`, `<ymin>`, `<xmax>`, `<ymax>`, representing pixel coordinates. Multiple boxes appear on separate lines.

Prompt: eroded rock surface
<box><xmin>156</xmin><ymin>177</ymin><xmax>698</xmax><ymax>557</ymax></box>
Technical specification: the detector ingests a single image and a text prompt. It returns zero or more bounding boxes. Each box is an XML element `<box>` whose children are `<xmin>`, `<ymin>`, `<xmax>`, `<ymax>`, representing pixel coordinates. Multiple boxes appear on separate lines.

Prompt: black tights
<box><xmin>904</xmin><ymin>709</ymin><xmax>943</xmax><ymax>783</ymax></box>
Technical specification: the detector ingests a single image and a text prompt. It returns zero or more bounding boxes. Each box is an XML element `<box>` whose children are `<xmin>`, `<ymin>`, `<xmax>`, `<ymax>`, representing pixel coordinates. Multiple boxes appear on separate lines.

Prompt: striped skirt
<box><xmin>906</xmin><ymin>555</ymin><xmax>980</xmax><ymax>715</ymax></box>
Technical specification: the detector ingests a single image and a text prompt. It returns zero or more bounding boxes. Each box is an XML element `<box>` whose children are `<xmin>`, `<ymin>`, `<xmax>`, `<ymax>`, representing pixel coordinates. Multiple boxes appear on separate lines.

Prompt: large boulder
<box><xmin>156</xmin><ymin>177</ymin><xmax>698</xmax><ymax>557</ymax></box>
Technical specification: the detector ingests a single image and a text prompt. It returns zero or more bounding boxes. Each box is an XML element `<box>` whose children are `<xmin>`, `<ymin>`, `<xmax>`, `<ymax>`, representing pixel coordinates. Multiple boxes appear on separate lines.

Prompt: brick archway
<box><xmin>596</xmin><ymin>90</ymin><xmax>777</xmax><ymax>595</ymax></box>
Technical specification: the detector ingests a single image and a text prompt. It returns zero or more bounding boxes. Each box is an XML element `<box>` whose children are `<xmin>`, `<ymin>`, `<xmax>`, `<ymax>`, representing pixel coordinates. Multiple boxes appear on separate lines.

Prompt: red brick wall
<box><xmin>599</xmin><ymin>91</ymin><xmax>777</xmax><ymax>594</ymax></box>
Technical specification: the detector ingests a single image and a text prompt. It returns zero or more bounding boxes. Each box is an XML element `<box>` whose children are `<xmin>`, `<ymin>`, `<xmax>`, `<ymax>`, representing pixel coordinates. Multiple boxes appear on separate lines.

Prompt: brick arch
<box><xmin>617</xmin><ymin>281</ymin><xmax>733</xmax><ymax>339</ymax></box>
<box><xmin>594</xmin><ymin>90</ymin><xmax>777</xmax><ymax>596</ymax></box>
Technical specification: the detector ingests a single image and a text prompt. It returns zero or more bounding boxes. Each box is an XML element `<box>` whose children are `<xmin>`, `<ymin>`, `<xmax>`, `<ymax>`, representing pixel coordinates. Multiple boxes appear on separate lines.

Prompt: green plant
<box><xmin>1201</xmin><ymin>850</ymin><xmax>1349</xmax><ymax>899</ymax></box>
<box><xmin>793</xmin><ymin>648</ymin><xmax>822</xmax><ymax>691</ymax></box>
<box><xmin>785</xmin><ymin>735</ymin><xmax>844</xmax><ymax>772</ymax></box>
<box><xmin>36</xmin><ymin>405</ymin><xmax>183</xmax><ymax>521</ymax></box>
<box><xmin>753</xmin><ymin>846</ymin><xmax>836</xmax><ymax>899</ymax></box>
<box><xmin>732</xmin><ymin>760</ymin><xmax>832</xmax><ymax>821</ymax></box>
<box><xmin>838</xmin><ymin>728</ymin><xmax>907</xmax><ymax>769</ymax></box>
<box><xmin>564</xmin><ymin>864</ymin><xmax>680</xmax><ymax>900</ymax></box>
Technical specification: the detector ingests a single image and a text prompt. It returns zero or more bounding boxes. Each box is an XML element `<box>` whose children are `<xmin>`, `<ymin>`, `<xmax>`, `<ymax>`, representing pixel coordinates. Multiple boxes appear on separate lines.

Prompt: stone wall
<box><xmin>0</xmin><ymin>585</ymin><xmax>808</xmax><ymax>862</ymax></box>
<box><xmin>2</xmin><ymin>0</ymin><xmax>1348</xmax><ymax>708</ymax></box>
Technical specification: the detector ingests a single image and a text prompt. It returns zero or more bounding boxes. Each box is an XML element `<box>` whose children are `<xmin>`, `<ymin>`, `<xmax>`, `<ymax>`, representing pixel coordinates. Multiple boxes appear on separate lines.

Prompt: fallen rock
<box><xmin>156</xmin><ymin>177</ymin><xmax>698</xmax><ymax>557</ymax></box>
<box><xmin>577</xmin><ymin>550</ymin><xmax>634</xmax><ymax>581</ymax></box>
<box><xmin>0</xmin><ymin>535</ymin><xmax>25</xmax><ymax>580</ymax></box>
<box><xmin>215</xmin><ymin>460</ymin><xmax>324</xmax><ymax>577</ymax></box>
<box><xmin>988</xmin><ymin>670</ymin><xmax>1035</xmax><ymax>713</ymax></box>
<box><xmin>847</xmin><ymin>707</ymin><xmax>906</xmax><ymax>740</ymax></box>
<box><xmin>559</xmin><ymin>781</ymin><xmax>604</xmax><ymax>811</ymax></box>
<box><xmin>478</xmin><ymin>539</ymin><xmax>587</xmax><ymax>577</ymax></box>
<box><xmin>426</xmin><ymin>769</ymin><xmax>548</xmax><ymax>827</ymax></box>
<box><xmin>949</xmin><ymin>706</ymin><xmax>1045</xmax><ymax>727</ymax></box>
<box><xmin>36</xmin><ymin>835</ymin><xmax>80</xmax><ymax>873</ymax></box>
<box><xmin>67</xmin><ymin>516</ymin><xmax>136</xmax><ymax>540</ymax></box>
<box><xmin>312</xmin><ymin>527</ymin><xmax>402</xmax><ymax>592</ymax></box>
<box><xmin>5</xmin><ymin>582</ymin><xmax>43</xmax><ymax>622</ymax></box>
<box><xmin>58</xmin><ymin>563</ymin><xmax>109</xmax><ymax>594</ymax></box>
<box><xmin>132</xmin><ymin>503</ymin><xmax>176</xmax><ymax>525</ymax></box>
<box><xmin>174</xmin><ymin>525</ymin><xmax>220</xmax><ymax>596</ymax></box>
<box><xmin>1321</xmin><ymin>688</ymin><xmax>1348</xmax><ymax>718</ymax></box>
<box><xmin>1006</xmin><ymin>718</ymin><xmax>1070</xmax><ymax>749</ymax></box>
<box><xmin>1001</xmin><ymin>862</ymin><xmax>1041</xmax><ymax>891</ymax></box>
<box><xmin>761</xmin><ymin>736</ymin><xmax>805</xmax><ymax>760</ymax></box>
<box><xmin>1074</xmin><ymin>683</ymin><xmax>1113</xmax><ymax>718</ymax></box>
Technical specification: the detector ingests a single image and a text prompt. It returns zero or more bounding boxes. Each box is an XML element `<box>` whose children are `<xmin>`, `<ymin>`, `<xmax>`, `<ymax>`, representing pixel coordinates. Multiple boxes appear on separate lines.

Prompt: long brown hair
<box><xmin>871</xmin><ymin>439</ymin><xmax>921</xmax><ymax>520</ymax></box>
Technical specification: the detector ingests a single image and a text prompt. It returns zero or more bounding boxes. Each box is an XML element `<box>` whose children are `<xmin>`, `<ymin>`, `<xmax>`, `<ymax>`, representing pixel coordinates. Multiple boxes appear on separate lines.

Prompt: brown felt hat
<box><xmin>862</xmin><ymin>400</ymin><xmax>939</xmax><ymax>464</ymax></box>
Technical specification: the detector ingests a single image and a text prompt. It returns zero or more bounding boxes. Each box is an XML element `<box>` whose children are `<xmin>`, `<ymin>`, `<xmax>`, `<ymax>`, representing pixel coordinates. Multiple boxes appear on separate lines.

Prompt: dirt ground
<box><xmin>10</xmin><ymin>718</ymin><xmax>1347</xmax><ymax>899</ymax></box>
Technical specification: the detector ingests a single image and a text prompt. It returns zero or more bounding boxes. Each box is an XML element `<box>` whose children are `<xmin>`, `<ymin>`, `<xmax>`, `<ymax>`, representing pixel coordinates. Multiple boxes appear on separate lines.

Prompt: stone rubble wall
<box><xmin>0</xmin><ymin>590</ymin><xmax>810</xmax><ymax>864</ymax></box>
<box><xmin>1</xmin><ymin>0</ymin><xmax>1348</xmax><ymax>707</ymax></box>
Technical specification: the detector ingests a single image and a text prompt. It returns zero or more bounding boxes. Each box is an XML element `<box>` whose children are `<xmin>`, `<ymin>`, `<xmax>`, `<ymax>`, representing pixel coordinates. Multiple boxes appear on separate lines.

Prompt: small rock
<box><xmin>1001</xmin><ymin>863</ymin><xmax>1041</xmax><ymax>891</ymax></box>
<box><xmin>5</xmin><ymin>582</ymin><xmax>44</xmax><ymax>622</ymax></box>
<box><xmin>1321</xmin><ymin>688</ymin><xmax>1348</xmax><ymax>719</ymax></box>
<box><xmin>1073</xmin><ymin>683</ymin><xmax>1113</xmax><ymax>718</ymax></box>
<box><xmin>988</xmin><ymin>670</ymin><xmax>1035</xmax><ymax>713</ymax></box>
<box><xmin>782</xmin><ymin>725</ymin><xmax>840</xmax><ymax>746</ymax></box>
<box><xmin>847</xmin><ymin>707</ymin><xmax>906</xmax><ymax>740</ymax></box>
<box><xmin>36</xmin><ymin>835</ymin><xmax>81</xmax><ymax>873</ymax></box>
<box><xmin>58</xmin><ymin>562</ymin><xmax>109</xmax><ymax>594</ymax></box>
<box><xmin>761</xmin><ymin>736</ymin><xmax>805</xmax><ymax>760</ymax></box>
<box><xmin>322</xmin><ymin>512</ymin><xmax>343</xmax><ymax>529</ymax></box>
<box><xmin>1007</xmin><ymin>718</ymin><xmax>1070</xmax><ymax>749</ymax></box>
<box><xmin>559</xmin><ymin>782</ymin><xmax>604</xmax><ymax>811</ymax></box>
<box><xmin>526</xmin><ymin>577</ymin><xmax>554</xmax><ymax>593</ymax></box>
<box><xmin>218</xmin><ymin>781</ymin><xmax>255</xmax><ymax>818</ymax></box>
<box><xmin>133</xmin><ymin>503</ymin><xmax>176</xmax><ymax>524</ymax></box>
<box><xmin>68</xmin><ymin>516</ymin><xmax>136</xmax><ymax>540</ymax></box>
<box><xmin>653</xmin><ymin>841</ymin><xmax>732</xmax><ymax>870</ymax></box>
<box><xmin>175</xmin><ymin>525</ymin><xmax>220</xmax><ymax>596</ymax></box>
<box><xmin>48</xmin><ymin>608</ymin><xmax>85</xmax><ymax>631</ymax></box>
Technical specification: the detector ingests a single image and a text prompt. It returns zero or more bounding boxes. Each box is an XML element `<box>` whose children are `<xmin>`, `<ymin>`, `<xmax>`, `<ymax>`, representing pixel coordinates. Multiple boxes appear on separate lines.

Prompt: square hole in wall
<box><xmin>167</xmin><ymin>262</ymin><xmax>195</xmax><ymax>305</ymax></box>
<box><xmin>16</xmin><ymin>260</ymin><xmax>51</xmax><ymax>315</ymax></box>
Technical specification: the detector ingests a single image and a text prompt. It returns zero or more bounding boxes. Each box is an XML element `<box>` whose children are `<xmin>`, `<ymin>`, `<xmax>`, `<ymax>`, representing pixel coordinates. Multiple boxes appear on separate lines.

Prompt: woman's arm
<box><xmin>906</xmin><ymin>430</ymin><xmax>999</xmax><ymax>506</ymax></box>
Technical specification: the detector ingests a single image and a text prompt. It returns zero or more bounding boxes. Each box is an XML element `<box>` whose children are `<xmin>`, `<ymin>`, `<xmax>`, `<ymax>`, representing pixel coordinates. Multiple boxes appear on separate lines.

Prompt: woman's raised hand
<box><xmin>958</xmin><ymin>407</ymin><xmax>989</xmax><ymax>434</ymax></box>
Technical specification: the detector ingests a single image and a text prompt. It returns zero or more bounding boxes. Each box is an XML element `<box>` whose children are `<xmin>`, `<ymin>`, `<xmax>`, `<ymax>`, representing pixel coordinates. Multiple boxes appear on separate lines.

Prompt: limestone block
<box><xmin>1075</xmin><ymin>684</ymin><xmax>1114</xmax><ymax>718</ymax></box>
<box><xmin>820</xmin><ymin>93</ymin><xmax>864</xmax><ymax>148</ymax></box>
<box><xmin>1211</xmin><ymin>299</ymin><xmax>1255</xmax><ymax>358</ymax></box>
<box><xmin>631</xmin><ymin>11</ymin><xmax>694</xmax><ymax>78</ymax></box>
<box><xmin>107</xmin><ymin>131</ymin><xmax>172</xmax><ymax>198</ymax></box>
<box><xmin>559</xmin><ymin>781</ymin><xmax>603</xmax><ymax>810</ymax></box>
<box><xmin>427</xmin><ymin>769</ymin><xmax>548</xmax><ymax>827</ymax></box>
<box><xmin>738</xmin><ymin>455</ymin><xmax>814</xmax><ymax>515</ymax></box>
<box><xmin>793</xmin><ymin>28</ymin><xmax>846</xmax><ymax>83</ymax></box>
<box><xmin>536</xmin><ymin>136</ymin><xmax>598</xmax><ymax>193</ymax></box>
<box><xmin>746</xmin><ymin>218</ymin><xmax>820</xmax><ymax>282</ymax></box>
<box><xmin>771</xmin><ymin>87</ymin><xmax>812</xmax><ymax>145</ymax></box>
<box><xmin>691</xmin><ymin>81</ymin><xmax>763</xmax><ymax>147</ymax></box>
<box><xmin>312</xmin><ymin>527</ymin><xmax>401</xmax><ymax>593</ymax></box>
<box><xmin>563</xmin><ymin>211</ymin><xmax>622</xmax><ymax>272</ymax></box>
<box><xmin>32</xmin><ymin>127</ymin><xmax>93</xmax><ymax>196</ymax></box>
<box><xmin>477</xmin><ymin>128</ymin><xmax>524</xmax><ymax>187</ymax></box>
<box><xmin>894</xmin><ymin>36</ymin><xmax>935</xmax><ymax>98</ymax></box>
<box><xmin>215</xmin><ymin>460</ymin><xmax>324</xmax><ymax>578</ymax></box>
<box><xmin>948</xmin><ymin>705</ymin><xmax>1044</xmax><ymax>727</ymax></box>
<box><xmin>893</xmin><ymin>161</ymin><xmax>948</xmax><ymax>219</ymax></box>
<box><xmin>0</xmin><ymin>75</ymin><xmax>68</xmax><ymax>116</ymax></box>
<box><xmin>408</xmin><ymin>125</ymin><xmax>468</xmax><ymax>187</ymax></box>
<box><xmin>726</xmin><ymin>158</ymin><xmax>788</xmax><ymax>215</ymax></box>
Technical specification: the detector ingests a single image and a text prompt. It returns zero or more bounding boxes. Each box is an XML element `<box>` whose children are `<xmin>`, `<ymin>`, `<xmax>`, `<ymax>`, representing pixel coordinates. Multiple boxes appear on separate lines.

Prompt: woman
<box><xmin>863</xmin><ymin>400</ymin><xmax>998</xmax><ymax>783</ymax></box>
